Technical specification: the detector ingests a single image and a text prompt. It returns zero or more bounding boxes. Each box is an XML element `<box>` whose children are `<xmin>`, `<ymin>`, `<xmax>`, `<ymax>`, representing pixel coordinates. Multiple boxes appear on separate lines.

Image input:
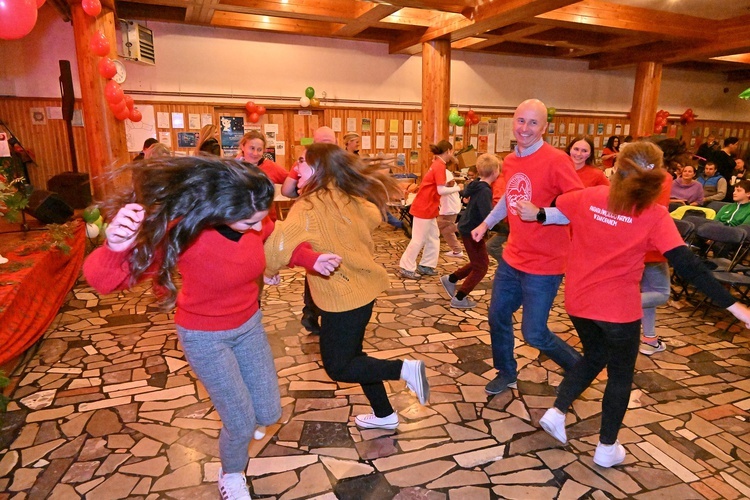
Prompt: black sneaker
<box><xmin>485</xmin><ymin>373</ymin><xmax>517</xmax><ymax>395</ymax></box>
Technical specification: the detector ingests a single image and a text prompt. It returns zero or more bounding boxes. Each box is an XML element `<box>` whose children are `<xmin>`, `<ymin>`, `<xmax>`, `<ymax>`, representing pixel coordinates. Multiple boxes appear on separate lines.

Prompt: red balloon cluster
<box><xmin>653</xmin><ymin>109</ymin><xmax>669</xmax><ymax>134</ymax></box>
<box><xmin>0</xmin><ymin>0</ymin><xmax>39</xmax><ymax>40</ymax></box>
<box><xmin>680</xmin><ymin>108</ymin><xmax>697</xmax><ymax>125</ymax></box>
<box><xmin>245</xmin><ymin>101</ymin><xmax>267</xmax><ymax>123</ymax></box>
<box><xmin>104</xmin><ymin>81</ymin><xmax>141</xmax><ymax>122</ymax></box>
<box><xmin>466</xmin><ymin>109</ymin><xmax>480</xmax><ymax>125</ymax></box>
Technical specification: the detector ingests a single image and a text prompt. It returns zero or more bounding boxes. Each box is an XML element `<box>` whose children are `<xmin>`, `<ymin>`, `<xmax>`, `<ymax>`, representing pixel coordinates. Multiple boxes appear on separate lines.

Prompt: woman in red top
<box><xmin>82</xmin><ymin>157</ymin><xmax>326</xmax><ymax>499</ymax></box>
<box><xmin>398</xmin><ymin>140</ymin><xmax>453</xmax><ymax>279</ymax></box>
<box><xmin>567</xmin><ymin>136</ymin><xmax>609</xmax><ymax>187</ymax></box>
<box><xmin>520</xmin><ymin>142</ymin><xmax>750</xmax><ymax>468</ymax></box>
<box><xmin>601</xmin><ymin>135</ymin><xmax>619</xmax><ymax>169</ymax></box>
<box><xmin>237</xmin><ymin>130</ymin><xmax>287</xmax><ymax>184</ymax></box>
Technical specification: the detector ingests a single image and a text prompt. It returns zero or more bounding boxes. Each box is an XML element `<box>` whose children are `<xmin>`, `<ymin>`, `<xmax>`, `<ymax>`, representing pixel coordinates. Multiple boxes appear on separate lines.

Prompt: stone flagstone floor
<box><xmin>2</xmin><ymin>225</ymin><xmax>750</xmax><ymax>499</ymax></box>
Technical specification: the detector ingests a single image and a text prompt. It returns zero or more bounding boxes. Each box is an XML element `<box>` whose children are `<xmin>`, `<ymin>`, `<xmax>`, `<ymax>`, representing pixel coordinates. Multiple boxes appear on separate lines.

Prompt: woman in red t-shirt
<box><xmin>521</xmin><ymin>142</ymin><xmax>750</xmax><ymax>468</ymax></box>
<box><xmin>398</xmin><ymin>140</ymin><xmax>453</xmax><ymax>279</ymax></box>
<box><xmin>601</xmin><ymin>135</ymin><xmax>619</xmax><ymax>169</ymax></box>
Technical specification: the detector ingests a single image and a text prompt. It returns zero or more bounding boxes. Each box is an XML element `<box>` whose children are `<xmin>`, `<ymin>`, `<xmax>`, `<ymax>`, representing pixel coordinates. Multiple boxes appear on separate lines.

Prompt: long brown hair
<box><xmin>300</xmin><ymin>143</ymin><xmax>401</xmax><ymax>215</ymax></box>
<box><xmin>608</xmin><ymin>141</ymin><xmax>666</xmax><ymax>216</ymax></box>
<box><xmin>97</xmin><ymin>156</ymin><xmax>274</xmax><ymax>309</ymax></box>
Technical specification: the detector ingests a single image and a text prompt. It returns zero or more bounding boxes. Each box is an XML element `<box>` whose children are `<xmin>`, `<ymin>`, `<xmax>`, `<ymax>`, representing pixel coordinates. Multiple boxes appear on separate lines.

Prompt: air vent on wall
<box><xmin>119</xmin><ymin>20</ymin><xmax>155</xmax><ymax>65</ymax></box>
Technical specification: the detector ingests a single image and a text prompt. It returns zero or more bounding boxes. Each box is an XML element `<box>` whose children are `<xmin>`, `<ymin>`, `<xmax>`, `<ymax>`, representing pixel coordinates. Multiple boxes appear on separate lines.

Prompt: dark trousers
<box><xmin>453</xmin><ymin>234</ymin><xmax>489</xmax><ymax>296</ymax></box>
<box><xmin>554</xmin><ymin>316</ymin><xmax>640</xmax><ymax>445</ymax></box>
<box><xmin>319</xmin><ymin>301</ymin><xmax>403</xmax><ymax>417</ymax></box>
<box><xmin>302</xmin><ymin>277</ymin><xmax>320</xmax><ymax>320</ymax></box>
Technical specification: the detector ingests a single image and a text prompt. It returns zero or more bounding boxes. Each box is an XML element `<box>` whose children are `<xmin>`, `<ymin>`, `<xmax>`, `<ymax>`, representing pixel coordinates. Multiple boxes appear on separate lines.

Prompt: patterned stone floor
<box><xmin>2</xmin><ymin>225</ymin><xmax>750</xmax><ymax>500</ymax></box>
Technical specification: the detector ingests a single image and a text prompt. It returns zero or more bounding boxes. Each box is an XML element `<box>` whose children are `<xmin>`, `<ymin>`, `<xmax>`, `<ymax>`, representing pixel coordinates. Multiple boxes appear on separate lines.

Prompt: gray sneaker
<box><xmin>450</xmin><ymin>296</ymin><xmax>477</xmax><ymax>309</ymax></box>
<box><xmin>416</xmin><ymin>265</ymin><xmax>437</xmax><ymax>276</ymax></box>
<box><xmin>440</xmin><ymin>275</ymin><xmax>456</xmax><ymax>297</ymax></box>
<box><xmin>485</xmin><ymin>373</ymin><xmax>517</xmax><ymax>395</ymax></box>
<box><xmin>399</xmin><ymin>268</ymin><xmax>421</xmax><ymax>280</ymax></box>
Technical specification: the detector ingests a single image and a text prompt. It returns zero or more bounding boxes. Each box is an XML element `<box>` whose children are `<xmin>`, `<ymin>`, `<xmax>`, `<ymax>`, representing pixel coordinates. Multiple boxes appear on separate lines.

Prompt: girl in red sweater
<box><xmin>84</xmin><ymin>157</ymin><xmax>290</xmax><ymax>500</ymax></box>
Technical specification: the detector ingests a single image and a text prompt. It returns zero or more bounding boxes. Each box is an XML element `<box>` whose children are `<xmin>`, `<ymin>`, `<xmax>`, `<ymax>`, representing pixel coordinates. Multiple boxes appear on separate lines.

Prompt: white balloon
<box><xmin>85</xmin><ymin>223</ymin><xmax>100</xmax><ymax>239</ymax></box>
<box><xmin>299</xmin><ymin>96</ymin><xmax>311</xmax><ymax>107</ymax></box>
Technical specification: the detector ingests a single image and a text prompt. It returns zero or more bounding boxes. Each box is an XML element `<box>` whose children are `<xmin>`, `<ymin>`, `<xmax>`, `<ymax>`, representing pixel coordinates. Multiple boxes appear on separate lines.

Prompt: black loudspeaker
<box><xmin>25</xmin><ymin>190</ymin><xmax>74</xmax><ymax>224</ymax></box>
<box><xmin>47</xmin><ymin>172</ymin><xmax>92</xmax><ymax>209</ymax></box>
<box><xmin>59</xmin><ymin>60</ymin><xmax>75</xmax><ymax>121</ymax></box>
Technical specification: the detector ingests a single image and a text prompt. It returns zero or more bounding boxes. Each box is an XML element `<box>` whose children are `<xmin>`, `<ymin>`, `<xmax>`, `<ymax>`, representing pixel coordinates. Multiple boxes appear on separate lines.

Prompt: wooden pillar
<box><xmin>630</xmin><ymin>61</ymin><xmax>663</xmax><ymax>138</ymax></box>
<box><xmin>421</xmin><ymin>40</ymin><xmax>450</xmax><ymax>176</ymax></box>
<box><xmin>70</xmin><ymin>0</ymin><xmax>129</xmax><ymax>199</ymax></box>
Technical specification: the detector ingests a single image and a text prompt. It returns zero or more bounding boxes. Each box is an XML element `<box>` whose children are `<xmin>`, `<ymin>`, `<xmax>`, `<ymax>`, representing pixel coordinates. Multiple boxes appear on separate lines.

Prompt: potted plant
<box><xmin>0</xmin><ymin>161</ymin><xmax>30</xmax><ymax>263</ymax></box>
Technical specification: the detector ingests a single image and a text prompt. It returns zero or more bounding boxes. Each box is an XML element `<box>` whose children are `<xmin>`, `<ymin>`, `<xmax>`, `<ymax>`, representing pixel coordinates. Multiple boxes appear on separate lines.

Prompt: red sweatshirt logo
<box><xmin>506</xmin><ymin>173</ymin><xmax>532</xmax><ymax>215</ymax></box>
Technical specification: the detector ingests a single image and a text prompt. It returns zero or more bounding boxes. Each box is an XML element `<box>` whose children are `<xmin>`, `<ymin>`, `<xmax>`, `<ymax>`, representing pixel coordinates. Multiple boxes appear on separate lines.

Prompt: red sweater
<box><xmin>83</xmin><ymin>218</ymin><xmax>318</xmax><ymax>331</ymax></box>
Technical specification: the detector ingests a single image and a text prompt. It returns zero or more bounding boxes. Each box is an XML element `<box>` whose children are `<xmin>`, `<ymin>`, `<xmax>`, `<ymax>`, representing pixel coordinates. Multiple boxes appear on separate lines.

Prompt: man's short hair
<box><xmin>143</xmin><ymin>137</ymin><xmax>159</xmax><ymax>150</ymax></box>
<box><xmin>704</xmin><ymin>161</ymin><xmax>716</xmax><ymax>169</ymax></box>
<box><xmin>725</xmin><ymin>137</ymin><xmax>739</xmax><ymax>147</ymax></box>
<box><xmin>735</xmin><ymin>179</ymin><xmax>750</xmax><ymax>192</ymax></box>
<box><xmin>476</xmin><ymin>154</ymin><xmax>500</xmax><ymax>177</ymax></box>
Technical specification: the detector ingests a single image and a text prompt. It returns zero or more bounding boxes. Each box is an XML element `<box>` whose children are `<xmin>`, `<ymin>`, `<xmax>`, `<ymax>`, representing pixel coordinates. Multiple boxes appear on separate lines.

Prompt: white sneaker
<box><xmin>450</xmin><ymin>296</ymin><xmax>477</xmax><ymax>309</ymax></box>
<box><xmin>539</xmin><ymin>408</ymin><xmax>567</xmax><ymax>444</ymax></box>
<box><xmin>253</xmin><ymin>426</ymin><xmax>266</xmax><ymax>440</ymax></box>
<box><xmin>218</xmin><ymin>467</ymin><xmax>251</xmax><ymax>500</ymax></box>
<box><xmin>355</xmin><ymin>412</ymin><xmax>399</xmax><ymax>429</ymax></box>
<box><xmin>401</xmin><ymin>359</ymin><xmax>430</xmax><ymax>405</ymax></box>
<box><xmin>593</xmin><ymin>441</ymin><xmax>626</xmax><ymax>468</ymax></box>
<box><xmin>444</xmin><ymin>250</ymin><xmax>464</xmax><ymax>258</ymax></box>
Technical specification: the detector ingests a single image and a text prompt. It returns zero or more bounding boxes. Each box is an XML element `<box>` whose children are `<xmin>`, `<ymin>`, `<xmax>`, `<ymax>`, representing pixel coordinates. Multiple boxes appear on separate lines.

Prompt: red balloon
<box><xmin>109</xmin><ymin>99</ymin><xmax>127</xmax><ymax>113</ymax></box>
<box><xmin>82</xmin><ymin>0</ymin><xmax>101</xmax><ymax>16</ymax></box>
<box><xmin>467</xmin><ymin>109</ymin><xmax>476</xmax><ymax>118</ymax></box>
<box><xmin>104</xmin><ymin>80</ymin><xmax>124</xmax><ymax>103</ymax></box>
<box><xmin>654</xmin><ymin>125</ymin><xmax>662</xmax><ymax>134</ymax></box>
<box><xmin>123</xmin><ymin>95</ymin><xmax>134</xmax><ymax>111</ymax></box>
<box><xmin>256</xmin><ymin>105</ymin><xmax>266</xmax><ymax>115</ymax></box>
<box><xmin>129</xmin><ymin>108</ymin><xmax>143</xmax><ymax>123</ymax></box>
<box><xmin>89</xmin><ymin>31</ymin><xmax>110</xmax><ymax>57</ymax></box>
<box><xmin>249</xmin><ymin>112</ymin><xmax>260</xmax><ymax>123</ymax></box>
<box><xmin>245</xmin><ymin>101</ymin><xmax>257</xmax><ymax>114</ymax></box>
<box><xmin>471</xmin><ymin>116</ymin><xmax>480</xmax><ymax>125</ymax></box>
<box><xmin>686</xmin><ymin>108</ymin><xmax>694</xmax><ymax>116</ymax></box>
<box><xmin>36</xmin><ymin>0</ymin><xmax>45</xmax><ymax>8</ymax></box>
<box><xmin>0</xmin><ymin>0</ymin><xmax>38</xmax><ymax>40</ymax></box>
<box><xmin>97</xmin><ymin>57</ymin><xmax>117</xmax><ymax>79</ymax></box>
<box><xmin>114</xmin><ymin>107</ymin><xmax>131</xmax><ymax>121</ymax></box>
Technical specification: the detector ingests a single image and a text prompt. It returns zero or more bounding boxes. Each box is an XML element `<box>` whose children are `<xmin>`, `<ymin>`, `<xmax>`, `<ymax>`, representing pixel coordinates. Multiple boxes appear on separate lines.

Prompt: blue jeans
<box><xmin>488</xmin><ymin>258</ymin><xmax>581</xmax><ymax>377</ymax></box>
<box><xmin>641</xmin><ymin>262</ymin><xmax>670</xmax><ymax>338</ymax></box>
<box><xmin>177</xmin><ymin>311</ymin><xmax>282</xmax><ymax>473</ymax></box>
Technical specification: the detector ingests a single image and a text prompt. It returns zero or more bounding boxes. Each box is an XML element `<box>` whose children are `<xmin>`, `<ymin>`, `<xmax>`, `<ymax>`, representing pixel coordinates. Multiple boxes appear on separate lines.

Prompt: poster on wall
<box><xmin>189</xmin><ymin>114</ymin><xmax>201</xmax><ymax>130</ymax></box>
<box><xmin>178</xmin><ymin>132</ymin><xmax>197</xmax><ymax>148</ymax></box>
<box><xmin>362</xmin><ymin>118</ymin><xmax>371</xmax><ymax>133</ymax></box>
<box><xmin>125</xmin><ymin>105</ymin><xmax>156</xmax><ymax>152</ymax></box>
<box><xmin>331</xmin><ymin>117</ymin><xmax>342</xmax><ymax>132</ymax></box>
<box><xmin>157</xmin><ymin>112</ymin><xmax>170</xmax><ymax>129</ymax></box>
<box><xmin>220</xmin><ymin>116</ymin><xmax>245</xmax><ymax>156</ymax></box>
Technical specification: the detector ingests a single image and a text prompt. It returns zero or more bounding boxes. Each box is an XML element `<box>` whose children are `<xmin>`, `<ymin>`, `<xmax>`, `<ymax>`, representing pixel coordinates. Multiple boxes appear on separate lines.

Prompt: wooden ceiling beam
<box><xmin>333</xmin><ymin>4</ymin><xmax>400</xmax><ymax>37</ymax></box>
<box><xmin>211</xmin><ymin>11</ymin><xmax>343</xmax><ymax>36</ymax></box>
<box><xmin>591</xmin><ymin>29</ymin><xmax>750</xmax><ymax>71</ymax></box>
<box><xmin>535</xmin><ymin>0</ymin><xmax>712</xmax><ymax>40</ymax></box>
<box><xmin>388</xmin><ymin>0</ymin><xmax>577</xmax><ymax>55</ymax></box>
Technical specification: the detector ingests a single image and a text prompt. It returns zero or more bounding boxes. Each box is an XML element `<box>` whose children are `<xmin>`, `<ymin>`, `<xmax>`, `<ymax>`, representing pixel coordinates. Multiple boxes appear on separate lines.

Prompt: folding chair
<box><xmin>689</xmin><ymin>224</ymin><xmax>749</xmax><ymax>318</ymax></box>
<box><xmin>671</xmin><ymin>218</ymin><xmax>695</xmax><ymax>300</ymax></box>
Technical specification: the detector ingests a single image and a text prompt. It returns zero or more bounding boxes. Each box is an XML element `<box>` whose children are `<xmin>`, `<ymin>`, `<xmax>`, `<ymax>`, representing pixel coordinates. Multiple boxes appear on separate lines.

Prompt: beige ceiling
<box><xmin>56</xmin><ymin>0</ymin><xmax>750</xmax><ymax>79</ymax></box>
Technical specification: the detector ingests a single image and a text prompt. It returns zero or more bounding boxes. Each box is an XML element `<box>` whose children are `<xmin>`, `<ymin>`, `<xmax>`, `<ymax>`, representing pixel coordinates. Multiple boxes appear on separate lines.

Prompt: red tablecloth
<box><xmin>0</xmin><ymin>221</ymin><xmax>85</xmax><ymax>366</ymax></box>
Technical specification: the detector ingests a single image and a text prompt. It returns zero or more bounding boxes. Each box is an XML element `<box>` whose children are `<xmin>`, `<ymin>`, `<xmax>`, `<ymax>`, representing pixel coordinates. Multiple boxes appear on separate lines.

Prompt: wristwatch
<box><xmin>536</xmin><ymin>207</ymin><xmax>546</xmax><ymax>223</ymax></box>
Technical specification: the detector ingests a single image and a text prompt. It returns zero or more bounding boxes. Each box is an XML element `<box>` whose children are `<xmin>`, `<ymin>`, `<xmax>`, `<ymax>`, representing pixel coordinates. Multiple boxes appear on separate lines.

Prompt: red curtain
<box><xmin>0</xmin><ymin>221</ymin><xmax>85</xmax><ymax>366</ymax></box>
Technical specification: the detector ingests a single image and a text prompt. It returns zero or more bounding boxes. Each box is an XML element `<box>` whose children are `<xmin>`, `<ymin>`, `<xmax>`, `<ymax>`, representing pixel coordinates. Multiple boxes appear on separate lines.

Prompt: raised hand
<box><xmin>105</xmin><ymin>204</ymin><xmax>145</xmax><ymax>252</ymax></box>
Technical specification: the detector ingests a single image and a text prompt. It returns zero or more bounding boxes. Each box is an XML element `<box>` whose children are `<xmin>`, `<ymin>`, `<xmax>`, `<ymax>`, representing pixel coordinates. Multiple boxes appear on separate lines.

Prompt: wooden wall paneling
<box><xmin>323</xmin><ymin>108</ymin><xmax>424</xmax><ymax>175</ymax></box>
<box><xmin>0</xmin><ymin>97</ymin><xmax>90</xmax><ymax>190</ymax></box>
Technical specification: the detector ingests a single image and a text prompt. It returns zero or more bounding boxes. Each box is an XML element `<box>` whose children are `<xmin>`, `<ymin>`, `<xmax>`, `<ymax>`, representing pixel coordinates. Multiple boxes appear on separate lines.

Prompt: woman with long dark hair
<box><xmin>518</xmin><ymin>142</ymin><xmax>750</xmax><ymax>467</ymax></box>
<box><xmin>83</xmin><ymin>157</ymin><xmax>284</xmax><ymax>499</ymax></box>
<box><xmin>265</xmin><ymin>143</ymin><xmax>430</xmax><ymax>430</ymax></box>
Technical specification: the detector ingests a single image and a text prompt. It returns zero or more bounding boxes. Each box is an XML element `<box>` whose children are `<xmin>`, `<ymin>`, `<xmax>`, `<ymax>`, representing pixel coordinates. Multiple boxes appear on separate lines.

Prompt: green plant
<box><xmin>0</xmin><ymin>370</ymin><xmax>10</xmax><ymax>413</ymax></box>
<box><xmin>0</xmin><ymin>158</ymin><xmax>29</xmax><ymax>224</ymax></box>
